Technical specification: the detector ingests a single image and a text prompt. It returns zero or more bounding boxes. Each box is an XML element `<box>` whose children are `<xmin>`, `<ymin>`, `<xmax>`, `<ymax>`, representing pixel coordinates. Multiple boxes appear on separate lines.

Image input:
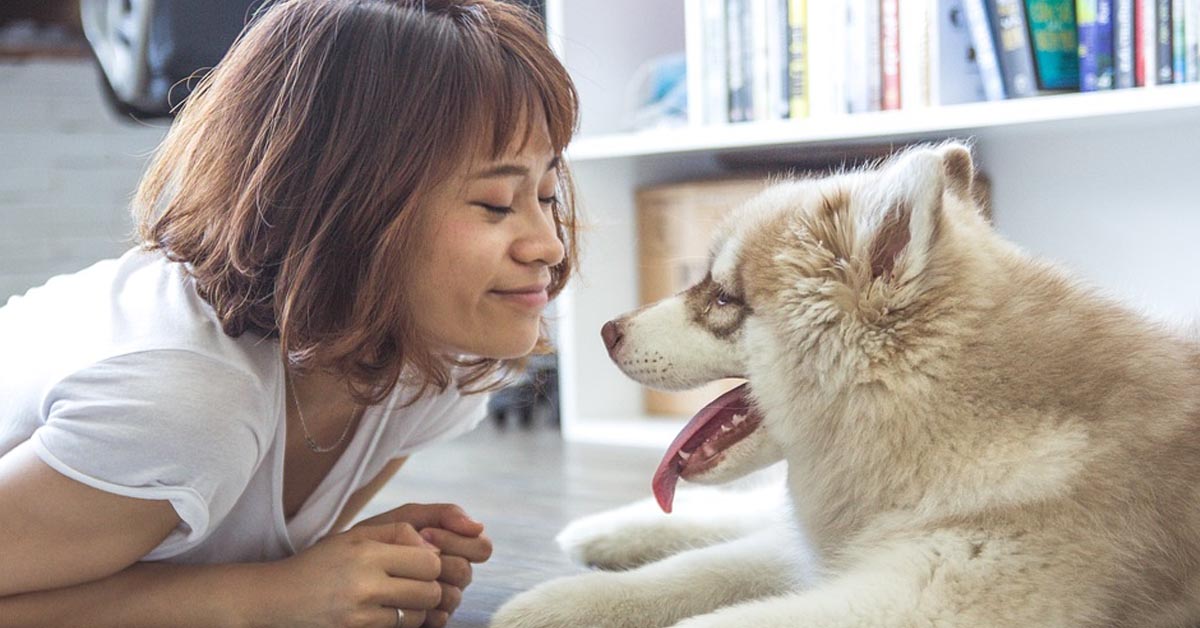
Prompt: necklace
<box><xmin>287</xmin><ymin>369</ymin><xmax>356</xmax><ymax>453</ymax></box>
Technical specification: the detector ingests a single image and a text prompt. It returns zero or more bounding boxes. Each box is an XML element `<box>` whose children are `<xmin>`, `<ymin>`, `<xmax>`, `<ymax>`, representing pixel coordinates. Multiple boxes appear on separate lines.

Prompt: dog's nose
<box><xmin>601</xmin><ymin>320</ymin><xmax>624</xmax><ymax>356</ymax></box>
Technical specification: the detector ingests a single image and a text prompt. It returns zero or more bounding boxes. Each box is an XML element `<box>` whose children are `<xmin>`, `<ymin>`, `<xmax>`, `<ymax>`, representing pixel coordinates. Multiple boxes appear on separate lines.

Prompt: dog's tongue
<box><xmin>652</xmin><ymin>383</ymin><xmax>753</xmax><ymax>513</ymax></box>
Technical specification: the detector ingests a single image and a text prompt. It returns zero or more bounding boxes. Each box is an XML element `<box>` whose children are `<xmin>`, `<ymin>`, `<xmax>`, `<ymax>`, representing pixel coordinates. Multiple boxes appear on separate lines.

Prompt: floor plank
<box><xmin>358</xmin><ymin>422</ymin><xmax>663</xmax><ymax>627</ymax></box>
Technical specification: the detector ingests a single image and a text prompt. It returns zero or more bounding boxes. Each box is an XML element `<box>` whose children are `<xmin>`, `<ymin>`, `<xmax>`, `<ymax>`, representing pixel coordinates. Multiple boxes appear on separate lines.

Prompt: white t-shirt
<box><xmin>0</xmin><ymin>247</ymin><xmax>488</xmax><ymax>564</ymax></box>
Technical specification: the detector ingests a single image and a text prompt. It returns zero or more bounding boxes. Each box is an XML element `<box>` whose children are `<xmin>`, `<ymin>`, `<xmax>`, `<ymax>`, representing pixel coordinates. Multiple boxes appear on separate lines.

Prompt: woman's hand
<box><xmin>256</xmin><ymin>521</ymin><xmax>444</xmax><ymax>628</ymax></box>
<box><xmin>355</xmin><ymin>504</ymin><xmax>493</xmax><ymax>628</ymax></box>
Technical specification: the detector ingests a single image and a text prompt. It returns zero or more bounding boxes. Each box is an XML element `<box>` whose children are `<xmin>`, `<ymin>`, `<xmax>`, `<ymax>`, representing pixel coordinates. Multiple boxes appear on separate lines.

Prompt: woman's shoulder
<box><xmin>0</xmin><ymin>248</ymin><xmax>282</xmax><ymax>415</ymax></box>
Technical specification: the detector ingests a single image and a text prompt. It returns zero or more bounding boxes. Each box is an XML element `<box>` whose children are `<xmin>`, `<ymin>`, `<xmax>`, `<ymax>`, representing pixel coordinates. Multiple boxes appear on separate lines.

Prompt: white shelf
<box><xmin>567</xmin><ymin>84</ymin><xmax>1200</xmax><ymax>161</ymax></box>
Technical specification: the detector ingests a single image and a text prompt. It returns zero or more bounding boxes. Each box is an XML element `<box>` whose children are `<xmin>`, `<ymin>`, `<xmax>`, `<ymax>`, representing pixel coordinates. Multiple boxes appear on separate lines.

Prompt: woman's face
<box><xmin>408</xmin><ymin>121</ymin><xmax>565</xmax><ymax>359</ymax></box>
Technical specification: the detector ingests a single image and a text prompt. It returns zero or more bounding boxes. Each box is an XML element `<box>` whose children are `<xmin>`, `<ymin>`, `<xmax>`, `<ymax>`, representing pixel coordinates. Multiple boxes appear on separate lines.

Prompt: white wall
<box><xmin>0</xmin><ymin>59</ymin><xmax>169</xmax><ymax>302</ymax></box>
<box><xmin>977</xmin><ymin>109</ymin><xmax>1200</xmax><ymax>325</ymax></box>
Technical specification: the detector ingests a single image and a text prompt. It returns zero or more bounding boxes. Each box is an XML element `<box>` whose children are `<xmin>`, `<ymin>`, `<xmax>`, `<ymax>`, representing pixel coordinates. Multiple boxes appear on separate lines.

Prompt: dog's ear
<box><xmin>864</xmin><ymin>143</ymin><xmax>971</xmax><ymax>280</ymax></box>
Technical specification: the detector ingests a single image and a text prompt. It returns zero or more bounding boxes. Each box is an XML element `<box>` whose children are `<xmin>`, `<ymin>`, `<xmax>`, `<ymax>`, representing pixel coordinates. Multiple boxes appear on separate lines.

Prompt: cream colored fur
<box><xmin>492</xmin><ymin>143</ymin><xmax>1200</xmax><ymax>628</ymax></box>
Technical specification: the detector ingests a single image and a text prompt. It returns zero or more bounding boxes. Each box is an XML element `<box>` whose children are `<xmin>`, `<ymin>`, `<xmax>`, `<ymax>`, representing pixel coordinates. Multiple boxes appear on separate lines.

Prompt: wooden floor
<box><xmin>359</xmin><ymin>421</ymin><xmax>663</xmax><ymax>628</ymax></box>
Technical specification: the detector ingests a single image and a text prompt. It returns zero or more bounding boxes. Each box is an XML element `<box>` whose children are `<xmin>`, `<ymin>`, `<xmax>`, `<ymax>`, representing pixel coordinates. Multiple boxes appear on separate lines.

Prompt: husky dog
<box><xmin>491</xmin><ymin>143</ymin><xmax>1200</xmax><ymax>628</ymax></box>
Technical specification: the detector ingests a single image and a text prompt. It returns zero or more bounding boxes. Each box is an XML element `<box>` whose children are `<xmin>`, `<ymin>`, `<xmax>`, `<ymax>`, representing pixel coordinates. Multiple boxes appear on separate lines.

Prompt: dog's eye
<box><xmin>715</xmin><ymin>291</ymin><xmax>741</xmax><ymax>307</ymax></box>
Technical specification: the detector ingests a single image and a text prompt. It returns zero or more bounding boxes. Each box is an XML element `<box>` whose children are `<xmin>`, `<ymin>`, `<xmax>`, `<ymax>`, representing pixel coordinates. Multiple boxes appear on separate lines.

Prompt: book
<box><xmin>899</xmin><ymin>0</ymin><xmax>932</xmax><ymax>108</ymax></box>
<box><xmin>1172</xmin><ymin>0</ymin><xmax>1186</xmax><ymax>80</ymax></box>
<box><xmin>881</xmin><ymin>0</ymin><xmax>903</xmax><ymax>109</ymax></box>
<box><xmin>702</xmin><ymin>0</ymin><xmax>731</xmax><ymax>124</ymax></box>
<box><xmin>1188</xmin><ymin>0</ymin><xmax>1200</xmax><ymax>81</ymax></box>
<box><xmin>963</xmin><ymin>0</ymin><xmax>1009</xmax><ymax>99</ymax></box>
<box><xmin>726</xmin><ymin>0</ymin><xmax>752</xmax><ymax>122</ymax></box>
<box><xmin>1114</xmin><ymin>0</ymin><xmax>1136</xmax><ymax>87</ymax></box>
<box><xmin>765</xmin><ymin>0</ymin><xmax>791</xmax><ymax>119</ymax></box>
<box><xmin>787</xmin><ymin>0</ymin><xmax>809</xmax><ymax>118</ymax></box>
<box><xmin>1025</xmin><ymin>0</ymin><xmax>1081</xmax><ymax>89</ymax></box>
<box><xmin>931</xmin><ymin>0</ymin><xmax>989</xmax><ymax>104</ymax></box>
<box><xmin>1157</xmin><ymin>0</ymin><xmax>1174</xmax><ymax>83</ymax></box>
<box><xmin>987</xmin><ymin>0</ymin><xmax>1040</xmax><ymax>96</ymax></box>
<box><xmin>805</xmin><ymin>0</ymin><xmax>848</xmax><ymax>116</ymax></box>
<box><xmin>846</xmin><ymin>0</ymin><xmax>883</xmax><ymax>112</ymax></box>
<box><xmin>1078</xmin><ymin>0</ymin><xmax>1115</xmax><ymax>90</ymax></box>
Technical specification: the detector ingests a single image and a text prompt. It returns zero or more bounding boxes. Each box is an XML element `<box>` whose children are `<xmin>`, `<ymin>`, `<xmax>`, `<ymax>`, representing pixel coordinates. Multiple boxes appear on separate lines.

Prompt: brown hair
<box><xmin>134</xmin><ymin>0</ymin><xmax>579</xmax><ymax>404</ymax></box>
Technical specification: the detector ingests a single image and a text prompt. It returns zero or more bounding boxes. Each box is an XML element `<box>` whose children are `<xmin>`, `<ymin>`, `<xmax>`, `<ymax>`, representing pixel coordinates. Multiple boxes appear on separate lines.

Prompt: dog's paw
<box><xmin>557</xmin><ymin>494</ymin><xmax>747</xmax><ymax>570</ymax></box>
<box><xmin>489</xmin><ymin>572</ymin><xmax>646</xmax><ymax>628</ymax></box>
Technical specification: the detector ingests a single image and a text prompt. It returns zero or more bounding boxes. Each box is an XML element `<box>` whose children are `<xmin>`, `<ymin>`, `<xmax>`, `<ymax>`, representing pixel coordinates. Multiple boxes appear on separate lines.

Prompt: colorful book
<box><xmin>1025</xmin><ymin>0</ymin><xmax>1081</xmax><ymax>88</ymax></box>
<box><xmin>1188</xmin><ymin>0</ymin><xmax>1200</xmax><ymax>81</ymax></box>
<box><xmin>1172</xmin><ymin>0</ymin><xmax>1186</xmax><ymax>80</ymax></box>
<box><xmin>963</xmin><ymin>0</ymin><xmax>1009</xmax><ymax>98</ymax></box>
<box><xmin>1114</xmin><ymin>0</ymin><xmax>1136</xmax><ymax>87</ymax></box>
<box><xmin>787</xmin><ymin>0</ymin><xmax>809</xmax><ymax>118</ymax></box>
<box><xmin>1078</xmin><ymin>0</ymin><xmax>1116</xmax><ymax>90</ymax></box>
<box><xmin>881</xmin><ymin>0</ymin><xmax>902</xmax><ymax>109</ymax></box>
<box><xmin>987</xmin><ymin>0</ymin><xmax>1040</xmax><ymax>96</ymax></box>
<box><xmin>1158</xmin><ymin>0</ymin><xmax>1175</xmax><ymax>82</ymax></box>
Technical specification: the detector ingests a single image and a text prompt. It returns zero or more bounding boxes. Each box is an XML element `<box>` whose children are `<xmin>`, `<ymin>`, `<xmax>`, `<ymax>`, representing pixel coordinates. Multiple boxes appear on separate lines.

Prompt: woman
<box><xmin>0</xmin><ymin>0</ymin><xmax>578</xmax><ymax>626</ymax></box>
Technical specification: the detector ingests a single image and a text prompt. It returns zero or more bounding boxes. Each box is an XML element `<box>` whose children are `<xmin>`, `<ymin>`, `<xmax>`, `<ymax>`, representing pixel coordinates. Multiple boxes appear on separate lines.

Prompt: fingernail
<box><xmin>420</xmin><ymin>529</ymin><xmax>436</xmax><ymax>543</ymax></box>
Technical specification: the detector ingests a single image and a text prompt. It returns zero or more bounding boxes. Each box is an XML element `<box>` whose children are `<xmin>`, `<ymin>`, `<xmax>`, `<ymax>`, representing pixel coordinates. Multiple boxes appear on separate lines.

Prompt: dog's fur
<box><xmin>491</xmin><ymin>143</ymin><xmax>1200</xmax><ymax>628</ymax></box>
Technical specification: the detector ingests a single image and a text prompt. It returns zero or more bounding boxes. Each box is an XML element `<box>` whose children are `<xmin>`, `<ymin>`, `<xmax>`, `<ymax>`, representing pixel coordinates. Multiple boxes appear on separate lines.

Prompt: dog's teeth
<box><xmin>678</xmin><ymin>450</ymin><xmax>692</xmax><ymax>461</ymax></box>
<box><xmin>720</xmin><ymin>424</ymin><xmax>732</xmax><ymax>433</ymax></box>
<box><xmin>731</xmin><ymin>414</ymin><xmax>746</xmax><ymax>425</ymax></box>
<box><xmin>702</xmin><ymin>443</ymin><xmax>718</xmax><ymax>457</ymax></box>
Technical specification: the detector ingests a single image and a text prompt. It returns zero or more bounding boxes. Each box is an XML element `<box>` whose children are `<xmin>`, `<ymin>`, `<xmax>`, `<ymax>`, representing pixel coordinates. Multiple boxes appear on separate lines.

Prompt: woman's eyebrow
<box><xmin>472</xmin><ymin>156</ymin><xmax>560</xmax><ymax>180</ymax></box>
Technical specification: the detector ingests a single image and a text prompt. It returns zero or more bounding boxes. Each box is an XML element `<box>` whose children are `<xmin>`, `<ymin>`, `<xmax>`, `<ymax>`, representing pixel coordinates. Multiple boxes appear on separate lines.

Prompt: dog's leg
<box><xmin>490</xmin><ymin>527</ymin><xmax>809</xmax><ymax>628</ymax></box>
<box><xmin>556</xmin><ymin>482</ymin><xmax>788</xmax><ymax>570</ymax></box>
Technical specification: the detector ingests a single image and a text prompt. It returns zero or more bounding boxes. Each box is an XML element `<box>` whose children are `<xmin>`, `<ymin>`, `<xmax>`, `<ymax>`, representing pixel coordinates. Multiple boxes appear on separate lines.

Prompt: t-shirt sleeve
<box><xmin>29</xmin><ymin>350</ymin><xmax>271</xmax><ymax>558</ymax></box>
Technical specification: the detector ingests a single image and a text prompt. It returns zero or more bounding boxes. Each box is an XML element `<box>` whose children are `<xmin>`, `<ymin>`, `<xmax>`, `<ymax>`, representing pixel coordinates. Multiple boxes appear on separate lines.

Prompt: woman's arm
<box><xmin>0</xmin><ymin>441</ymin><xmax>180</xmax><ymax>597</ymax></box>
<box><xmin>1</xmin><ymin>443</ymin><xmax>441</xmax><ymax>628</ymax></box>
<box><xmin>0</xmin><ymin>560</ymin><xmax>269</xmax><ymax>628</ymax></box>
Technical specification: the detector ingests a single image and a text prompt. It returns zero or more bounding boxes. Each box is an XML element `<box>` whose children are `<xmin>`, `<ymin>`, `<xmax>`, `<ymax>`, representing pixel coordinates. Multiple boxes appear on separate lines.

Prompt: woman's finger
<box><xmin>372</xmin><ymin>576</ymin><xmax>444</xmax><ymax>611</ymax></box>
<box><xmin>436</xmin><ymin>555</ymin><xmax>472</xmax><ymax>589</ymax></box>
<box><xmin>370</xmin><ymin>607</ymin><xmax>427</xmax><ymax>628</ymax></box>
<box><xmin>376</xmin><ymin>543</ymin><xmax>442</xmax><ymax>581</ymax></box>
<box><xmin>419</xmin><ymin>527</ymin><xmax>493</xmax><ymax>563</ymax></box>
<box><xmin>436</xmin><ymin>582</ymin><xmax>463</xmax><ymax>614</ymax></box>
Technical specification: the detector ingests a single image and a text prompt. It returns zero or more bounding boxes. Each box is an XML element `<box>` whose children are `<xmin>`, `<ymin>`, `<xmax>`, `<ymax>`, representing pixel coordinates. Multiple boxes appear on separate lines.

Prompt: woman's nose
<box><xmin>513</xmin><ymin>205</ymin><xmax>565</xmax><ymax>267</ymax></box>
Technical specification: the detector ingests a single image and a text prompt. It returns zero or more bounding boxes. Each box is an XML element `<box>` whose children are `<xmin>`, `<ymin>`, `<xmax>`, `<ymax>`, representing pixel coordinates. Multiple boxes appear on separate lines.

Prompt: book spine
<box><xmin>1025</xmin><ymin>0</ymin><xmax>1081</xmax><ymax>89</ymax></box>
<box><xmin>882</xmin><ymin>0</ymin><xmax>903</xmax><ymax>108</ymax></box>
<box><xmin>1188</xmin><ymin>0</ymin><xmax>1200</xmax><ymax>81</ymax></box>
<box><xmin>1114</xmin><ymin>0</ymin><xmax>1136</xmax><ymax>87</ymax></box>
<box><xmin>1157</xmin><ymin>0</ymin><xmax>1174</xmax><ymax>82</ymax></box>
<box><xmin>703</xmin><ymin>0</ymin><xmax>730</xmax><ymax>124</ymax></box>
<box><xmin>726</xmin><ymin>0</ymin><xmax>750</xmax><ymax>122</ymax></box>
<box><xmin>765</xmin><ymin>0</ymin><xmax>790</xmax><ymax>119</ymax></box>
<box><xmin>934</xmin><ymin>0</ymin><xmax>990</xmax><ymax>104</ymax></box>
<box><xmin>1134</xmin><ymin>0</ymin><xmax>1147</xmax><ymax>85</ymax></box>
<box><xmin>1172</xmin><ymin>0</ymin><xmax>1186</xmax><ymax>80</ymax></box>
<box><xmin>806</xmin><ymin>0</ymin><xmax>848</xmax><ymax>116</ymax></box>
<box><xmin>865</xmin><ymin>0</ymin><xmax>884</xmax><ymax>110</ymax></box>
<box><xmin>750</xmin><ymin>0</ymin><xmax>771</xmax><ymax>121</ymax></box>
<box><xmin>787</xmin><ymin>0</ymin><xmax>809</xmax><ymax>118</ymax></box>
<box><xmin>900</xmin><ymin>0</ymin><xmax>932</xmax><ymax>108</ymax></box>
<box><xmin>1078</xmin><ymin>0</ymin><xmax>1115</xmax><ymax>90</ymax></box>
<box><xmin>963</xmin><ymin>0</ymin><xmax>1010</xmax><ymax>98</ymax></box>
<box><xmin>987</xmin><ymin>0</ymin><xmax>1040</xmax><ymax>95</ymax></box>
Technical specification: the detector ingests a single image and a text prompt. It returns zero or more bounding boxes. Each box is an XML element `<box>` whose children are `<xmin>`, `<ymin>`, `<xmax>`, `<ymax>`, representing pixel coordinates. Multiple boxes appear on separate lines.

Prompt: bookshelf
<box><xmin>546</xmin><ymin>0</ymin><xmax>1200</xmax><ymax>449</ymax></box>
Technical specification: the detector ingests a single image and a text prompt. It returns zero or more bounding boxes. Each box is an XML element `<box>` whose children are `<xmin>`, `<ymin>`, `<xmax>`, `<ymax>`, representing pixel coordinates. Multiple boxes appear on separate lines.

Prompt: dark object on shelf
<box><xmin>80</xmin><ymin>0</ymin><xmax>549</xmax><ymax>121</ymax></box>
<box><xmin>80</xmin><ymin>0</ymin><xmax>263</xmax><ymax>119</ymax></box>
<box><xmin>487</xmin><ymin>354</ymin><xmax>559</xmax><ymax>429</ymax></box>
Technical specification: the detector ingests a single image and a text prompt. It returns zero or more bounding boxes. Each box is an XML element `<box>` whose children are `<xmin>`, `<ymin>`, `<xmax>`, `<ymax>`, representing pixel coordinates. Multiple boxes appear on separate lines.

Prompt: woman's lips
<box><xmin>490</xmin><ymin>288</ymin><xmax>549</xmax><ymax>309</ymax></box>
